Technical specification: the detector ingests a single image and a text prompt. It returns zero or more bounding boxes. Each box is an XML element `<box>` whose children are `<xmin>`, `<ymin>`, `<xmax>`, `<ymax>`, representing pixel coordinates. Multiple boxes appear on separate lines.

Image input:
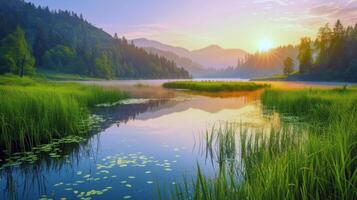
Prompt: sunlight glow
<box><xmin>258</xmin><ymin>38</ymin><xmax>274</xmax><ymax>52</ymax></box>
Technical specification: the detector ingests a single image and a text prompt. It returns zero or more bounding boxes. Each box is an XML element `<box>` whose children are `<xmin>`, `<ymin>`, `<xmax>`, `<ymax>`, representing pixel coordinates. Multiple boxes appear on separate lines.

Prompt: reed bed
<box><xmin>162</xmin><ymin>81</ymin><xmax>269</xmax><ymax>92</ymax></box>
<box><xmin>0</xmin><ymin>75</ymin><xmax>128</xmax><ymax>152</ymax></box>
<box><xmin>167</xmin><ymin>87</ymin><xmax>357</xmax><ymax>200</ymax></box>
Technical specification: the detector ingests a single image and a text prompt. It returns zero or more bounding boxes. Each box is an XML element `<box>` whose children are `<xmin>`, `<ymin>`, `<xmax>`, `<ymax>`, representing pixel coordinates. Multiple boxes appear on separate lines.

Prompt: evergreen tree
<box><xmin>283</xmin><ymin>57</ymin><xmax>294</xmax><ymax>76</ymax></box>
<box><xmin>298</xmin><ymin>37</ymin><xmax>313</xmax><ymax>74</ymax></box>
<box><xmin>95</xmin><ymin>52</ymin><xmax>113</xmax><ymax>79</ymax></box>
<box><xmin>0</xmin><ymin>0</ymin><xmax>191</xmax><ymax>79</ymax></box>
<box><xmin>33</xmin><ymin>25</ymin><xmax>48</xmax><ymax>66</ymax></box>
<box><xmin>42</xmin><ymin>45</ymin><xmax>76</xmax><ymax>72</ymax></box>
<box><xmin>0</xmin><ymin>27</ymin><xmax>35</xmax><ymax>76</ymax></box>
<box><xmin>315</xmin><ymin>24</ymin><xmax>332</xmax><ymax>68</ymax></box>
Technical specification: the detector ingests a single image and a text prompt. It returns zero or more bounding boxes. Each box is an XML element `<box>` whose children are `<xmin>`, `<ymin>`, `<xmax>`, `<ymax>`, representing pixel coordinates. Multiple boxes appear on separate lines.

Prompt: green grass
<box><xmin>0</xmin><ymin>75</ymin><xmax>128</xmax><ymax>152</ymax></box>
<box><xmin>251</xmin><ymin>71</ymin><xmax>299</xmax><ymax>81</ymax></box>
<box><xmin>37</xmin><ymin>70</ymin><xmax>103</xmax><ymax>81</ymax></box>
<box><xmin>162</xmin><ymin>81</ymin><xmax>269</xmax><ymax>92</ymax></box>
<box><xmin>168</xmin><ymin>87</ymin><xmax>357</xmax><ymax>199</ymax></box>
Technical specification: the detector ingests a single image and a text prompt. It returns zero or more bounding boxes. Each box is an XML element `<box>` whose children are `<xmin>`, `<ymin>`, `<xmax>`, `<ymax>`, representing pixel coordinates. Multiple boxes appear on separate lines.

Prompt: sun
<box><xmin>258</xmin><ymin>38</ymin><xmax>274</xmax><ymax>52</ymax></box>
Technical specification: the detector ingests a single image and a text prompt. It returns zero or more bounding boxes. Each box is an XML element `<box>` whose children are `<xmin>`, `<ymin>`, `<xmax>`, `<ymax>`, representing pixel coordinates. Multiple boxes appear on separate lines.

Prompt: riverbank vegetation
<box><xmin>168</xmin><ymin>87</ymin><xmax>357</xmax><ymax>199</ymax></box>
<box><xmin>0</xmin><ymin>75</ymin><xmax>128</xmax><ymax>153</ymax></box>
<box><xmin>163</xmin><ymin>81</ymin><xmax>269</xmax><ymax>92</ymax></box>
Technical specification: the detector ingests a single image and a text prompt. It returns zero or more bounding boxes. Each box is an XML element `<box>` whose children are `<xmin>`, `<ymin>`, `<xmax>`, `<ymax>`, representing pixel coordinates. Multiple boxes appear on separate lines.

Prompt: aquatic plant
<box><xmin>0</xmin><ymin>75</ymin><xmax>128</xmax><ymax>152</ymax></box>
<box><xmin>162</xmin><ymin>81</ymin><xmax>269</xmax><ymax>92</ymax></box>
<box><xmin>168</xmin><ymin>87</ymin><xmax>357</xmax><ymax>199</ymax></box>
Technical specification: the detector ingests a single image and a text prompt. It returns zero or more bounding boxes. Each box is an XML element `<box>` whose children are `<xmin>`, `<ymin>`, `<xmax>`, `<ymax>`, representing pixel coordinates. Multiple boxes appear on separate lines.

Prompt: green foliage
<box><xmin>95</xmin><ymin>53</ymin><xmax>114</xmax><ymax>79</ymax></box>
<box><xmin>0</xmin><ymin>75</ymin><xmax>128</xmax><ymax>152</ymax></box>
<box><xmin>0</xmin><ymin>0</ymin><xmax>191</xmax><ymax>79</ymax></box>
<box><xmin>298</xmin><ymin>37</ymin><xmax>313</xmax><ymax>74</ymax></box>
<box><xmin>0</xmin><ymin>27</ymin><xmax>35</xmax><ymax>76</ymax></box>
<box><xmin>169</xmin><ymin>88</ymin><xmax>357</xmax><ymax>199</ymax></box>
<box><xmin>299</xmin><ymin>20</ymin><xmax>357</xmax><ymax>81</ymax></box>
<box><xmin>42</xmin><ymin>45</ymin><xmax>76</xmax><ymax>72</ymax></box>
<box><xmin>283</xmin><ymin>57</ymin><xmax>294</xmax><ymax>76</ymax></box>
<box><xmin>163</xmin><ymin>81</ymin><xmax>269</xmax><ymax>92</ymax></box>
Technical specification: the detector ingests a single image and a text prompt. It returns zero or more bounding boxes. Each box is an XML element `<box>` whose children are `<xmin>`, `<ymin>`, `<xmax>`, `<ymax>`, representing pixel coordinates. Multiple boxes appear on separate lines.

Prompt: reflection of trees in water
<box><xmin>1</xmin><ymin>99</ymin><xmax>175</xmax><ymax>200</ymax></box>
<box><xmin>93</xmin><ymin>99</ymin><xmax>177</xmax><ymax>130</ymax></box>
<box><xmin>1</xmin><ymin>141</ymin><xmax>93</xmax><ymax>200</ymax></box>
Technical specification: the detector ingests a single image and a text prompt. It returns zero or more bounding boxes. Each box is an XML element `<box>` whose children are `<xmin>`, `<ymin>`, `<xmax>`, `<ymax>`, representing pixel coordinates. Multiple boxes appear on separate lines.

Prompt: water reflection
<box><xmin>1</xmin><ymin>84</ymin><xmax>281</xmax><ymax>200</ymax></box>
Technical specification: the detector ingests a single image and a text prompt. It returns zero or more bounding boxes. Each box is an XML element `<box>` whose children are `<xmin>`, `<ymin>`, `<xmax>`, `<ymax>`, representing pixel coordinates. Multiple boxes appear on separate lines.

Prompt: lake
<box><xmin>0</xmin><ymin>80</ymin><xmax>352</xmax><ymax>200</ymax></box>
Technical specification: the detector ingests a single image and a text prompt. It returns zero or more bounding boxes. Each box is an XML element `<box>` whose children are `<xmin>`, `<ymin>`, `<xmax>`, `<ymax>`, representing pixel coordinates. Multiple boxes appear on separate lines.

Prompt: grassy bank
<box><xmin>37</xmin><ymin>70</ymin><xmax>103</xmax><ymax>81</ymax></box>
<box><xmin>169</xmin><ymin>87</ymin><xmax>357</xmax><ymax>199</ymax></box>
<box><xmin>0</xmin><ymin>75</ymin><xmax>127</xmax><ymax>153</ymax></box>
<box><xmin>162</xmin><ymin>81</ymin><xmax>269</xmax><ymax>92</ymax></box>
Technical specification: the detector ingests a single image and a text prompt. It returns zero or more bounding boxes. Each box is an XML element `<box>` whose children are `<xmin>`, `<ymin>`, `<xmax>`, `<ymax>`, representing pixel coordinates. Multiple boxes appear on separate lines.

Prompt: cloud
<box><xmin>309</xmin><ymin>4</ymin><xmax>340</xmax><ymax>15</ymax></box>
<box><xmin>309</xmin><ymin>1</ymin><xmax>357</xmax><ymax>24</ymax></box>
<box><xmin>253</xmin><ymin>0</ymin><xmax>289</xmax><ymax>6</ymax></box>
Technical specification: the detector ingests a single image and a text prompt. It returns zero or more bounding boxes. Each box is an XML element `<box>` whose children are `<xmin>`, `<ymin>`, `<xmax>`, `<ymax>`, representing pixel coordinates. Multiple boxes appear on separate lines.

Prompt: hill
<box><xmin>0</xmin><ymin>0</ymin><xmax>190</xmax><ymax>79</ymax></box>
<box><xmin>132</xmin><ymin>38</ymin><xmax>248</xmax><ymax>70</ymax></box>
<box><xmin>143</xmin><ymin>47</ymin><xmax>207</xmax><ymax>77</ymax></box>
<box><xmin>191</xmin><ymin>45</ymin><xmax>247</xmax><ymax>69</ymax></box>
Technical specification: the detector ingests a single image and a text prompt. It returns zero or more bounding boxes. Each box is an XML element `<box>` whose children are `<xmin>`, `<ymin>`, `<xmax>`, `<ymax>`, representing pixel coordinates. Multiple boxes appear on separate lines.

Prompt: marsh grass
<box><xmin>0</xmin><ymin>75</ymin><xmax>128</xmax><ymax>153</ymax></box>
<box><xmin>168</xmin><ymin>87</ymin><xmax>357</xmax><ymax>199</ymax></box>
<box><xmin>163</xmin><ymin>81</ymin><xmax>269</xmax><ymax>92</ymax></box>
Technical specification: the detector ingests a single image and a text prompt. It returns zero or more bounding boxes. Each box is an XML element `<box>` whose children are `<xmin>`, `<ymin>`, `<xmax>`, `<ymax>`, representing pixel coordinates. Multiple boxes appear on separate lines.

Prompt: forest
<box><xmin>297</xmin><ymin>20</ymin><xmax>357</xmax><ymax>82</ymax></box>
<box><xmin>0</xmin><ymin>0</ymin><xmax>190</xmax><ymax>79</ymax></box>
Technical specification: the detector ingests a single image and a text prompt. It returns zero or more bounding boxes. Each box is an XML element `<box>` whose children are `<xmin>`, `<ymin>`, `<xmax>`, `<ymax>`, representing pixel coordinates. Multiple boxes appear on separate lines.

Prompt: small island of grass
<box><xmin>162</xmin><ymin>81</ymin><xmax>269</xmax><ymax>92</ymax></box>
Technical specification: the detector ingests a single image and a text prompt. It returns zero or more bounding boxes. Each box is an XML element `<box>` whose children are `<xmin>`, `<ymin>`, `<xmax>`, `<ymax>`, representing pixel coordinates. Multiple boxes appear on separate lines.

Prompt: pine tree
<box><xmin>33</xmin><ymin>26</ymin><xmax>48</xmax><ymax>67</ymax></box>
<box><xmin>95</xmin><ymin>52</ymin><xmax>113</xmax><ymax>79</ymax></box>
<box><xmin>298</xmin><ymin>37</ymin><xmax>313</xmax><ymax>74</ymax></box>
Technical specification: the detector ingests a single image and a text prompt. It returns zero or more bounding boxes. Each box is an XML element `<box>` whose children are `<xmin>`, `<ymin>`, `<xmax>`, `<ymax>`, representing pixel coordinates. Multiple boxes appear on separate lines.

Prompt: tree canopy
<box><xmin>0</xmin><ymin>26</ymin><xmax>35</xmax><ymax>76</ymax></box>
<box><xmin>0</xmin><ymin>0</ymin><xmax>190</xmax><ymax>79</ymax></box>
<box><xmin>296</xmin><ymin>20</ymin><xmax>357</xmax><ymax>81</ymax></box>
<box><xmin>283</xmin><ymin>57</ymin><xmax>294</xmax><ymax>76</ymax></box>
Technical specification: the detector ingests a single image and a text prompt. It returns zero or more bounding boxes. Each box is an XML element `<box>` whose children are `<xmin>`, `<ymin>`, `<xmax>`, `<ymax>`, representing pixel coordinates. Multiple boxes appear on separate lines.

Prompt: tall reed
<box><xmin>168</xmin><ymin>87</ymin><xmax>357</xmax><ymax>199</ymax></box>
<box><xmin>0</xmin><ymin>75</ymin><xmax>127</xmax><ymax>152</ymax></box>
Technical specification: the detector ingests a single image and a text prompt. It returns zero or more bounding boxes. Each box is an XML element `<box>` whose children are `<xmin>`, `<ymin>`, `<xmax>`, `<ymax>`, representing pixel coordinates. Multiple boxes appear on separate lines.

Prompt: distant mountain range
<box><xmin>143</xmin><ymin>47</ymin><xmax>207</xmax><ymax>77</ymax></box>
<box><xmin>132</xmin><ymin>38</ymin><xmax>298</xmax><ymax>78</ymax></box>
<box><xmin>132</xmin><ymin>38</ymin><xmax>247</xmax><ymax>70</ymax></box>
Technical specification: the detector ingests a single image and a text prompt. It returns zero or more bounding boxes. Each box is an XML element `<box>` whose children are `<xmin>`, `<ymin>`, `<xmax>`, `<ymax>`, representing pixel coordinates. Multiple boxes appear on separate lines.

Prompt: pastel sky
<box><xmin>26</xmin><ymin>0</ymin><xmax>357</xmax><ymax>53</ymax></box>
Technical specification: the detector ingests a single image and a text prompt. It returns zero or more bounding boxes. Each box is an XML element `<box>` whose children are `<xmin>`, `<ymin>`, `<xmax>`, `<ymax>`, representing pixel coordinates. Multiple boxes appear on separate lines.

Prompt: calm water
<box><xmin>0</xmin><ymin>80</ymin><xmax>350</xmax><ymax>200</ymax></box>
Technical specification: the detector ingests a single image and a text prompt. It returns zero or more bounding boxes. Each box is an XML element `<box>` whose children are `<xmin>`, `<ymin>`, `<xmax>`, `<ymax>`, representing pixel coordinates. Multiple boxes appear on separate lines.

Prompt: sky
<box><xmin>26</xmin><ymin>0</ymin><xmax>357</xmax><ymax>53</ymax></box>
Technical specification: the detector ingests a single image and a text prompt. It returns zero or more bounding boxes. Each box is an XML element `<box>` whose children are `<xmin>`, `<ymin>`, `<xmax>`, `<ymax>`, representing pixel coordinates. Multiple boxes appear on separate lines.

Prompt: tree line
<box><xmin>297</xmin><ymin>20</ymin><xmax>357</xmax><ymax>81</ymax></box>
<box><xmin>0</xmin><ymin>0</ymin><xmax>190</xmax><ymax>79</ymax></box>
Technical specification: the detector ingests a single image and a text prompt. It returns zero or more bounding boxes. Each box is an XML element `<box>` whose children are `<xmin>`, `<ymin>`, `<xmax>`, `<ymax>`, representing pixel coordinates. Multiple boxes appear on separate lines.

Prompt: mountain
<box><xmin>191</xmin><ymin>45</ymin><xmax>247</xmax><ymax>69</ymax></box>
<box><xmin>0</xmin><ymin>0</ymin><xmax>190</xmax><ymax>79</ymax></box>
<box><xmin>132</xmin><ymin>38</ymin><xmax>248</xmax><ymax>70</ymax></box>
<box><xmin>143</xmin><ymin>47</ymin><xmax>207</xmax><ymax>77</ymax></box>
<box><xmin>132</xmin><ymin>38</ymin><xmax>191</xmax><ymax>58</ymax></box>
